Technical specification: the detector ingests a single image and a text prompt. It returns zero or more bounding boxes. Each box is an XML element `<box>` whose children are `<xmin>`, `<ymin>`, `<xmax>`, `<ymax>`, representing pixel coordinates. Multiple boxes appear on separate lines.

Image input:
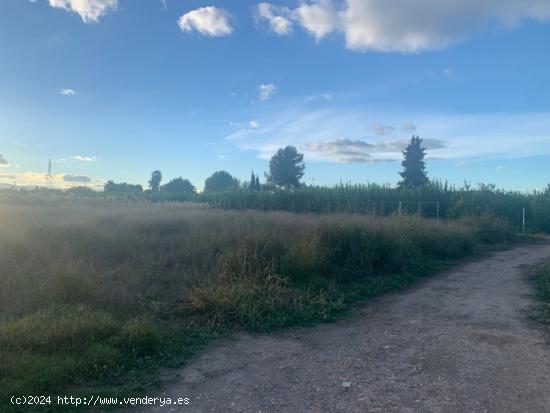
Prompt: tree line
<box><xmin>104</xmin><ymin>136</ymin><xmax>429</xmax><ymax>196</ymax></box>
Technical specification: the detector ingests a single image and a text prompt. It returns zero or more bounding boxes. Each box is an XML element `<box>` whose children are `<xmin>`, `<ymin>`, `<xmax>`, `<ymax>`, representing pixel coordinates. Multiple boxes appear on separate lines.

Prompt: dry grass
<box><xmin>0</xmin><ymin>202</ymin><xmax>515</xmax><ymax>411</ymax></box>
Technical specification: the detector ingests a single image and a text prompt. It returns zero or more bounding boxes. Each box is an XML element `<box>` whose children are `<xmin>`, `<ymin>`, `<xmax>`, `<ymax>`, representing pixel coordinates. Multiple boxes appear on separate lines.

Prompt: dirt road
<box><xmin>134</xmin><ymin>243</ymin><xmax>550</xmax><ymax>413</ymax></box>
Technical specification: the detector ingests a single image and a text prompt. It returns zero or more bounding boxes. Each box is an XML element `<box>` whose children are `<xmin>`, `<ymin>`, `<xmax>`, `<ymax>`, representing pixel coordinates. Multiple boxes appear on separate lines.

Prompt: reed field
<box><xmin>3</xmin><ymin>182</ymin><xmax>548</xmax><ymax>232</ymax></box>
<box><xmin>0</xmin><ymin>200</ymin><xmax>517</xmax><ymax>412</ymax></box>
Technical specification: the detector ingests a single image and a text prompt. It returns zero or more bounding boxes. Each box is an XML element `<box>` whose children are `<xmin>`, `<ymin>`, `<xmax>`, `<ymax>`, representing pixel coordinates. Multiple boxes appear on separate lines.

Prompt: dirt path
<box><xmin>134</xmin><ymin>244</ymin><xmax>550</xmax><ymax>413</ymax></box>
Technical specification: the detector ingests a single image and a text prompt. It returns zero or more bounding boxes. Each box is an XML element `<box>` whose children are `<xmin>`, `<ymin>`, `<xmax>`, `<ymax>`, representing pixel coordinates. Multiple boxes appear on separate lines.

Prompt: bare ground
<box><xmin>132</xmin><ymin>243</ymin><xmax>550</xmax><ymax>413</ymax></box>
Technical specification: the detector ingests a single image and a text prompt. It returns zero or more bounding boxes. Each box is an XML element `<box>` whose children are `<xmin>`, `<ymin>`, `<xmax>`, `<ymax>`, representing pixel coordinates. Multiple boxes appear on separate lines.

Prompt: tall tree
<box><xmin>265</xmin><ymin>146</ymin><xmax>305</xmax><ymax>189</ymax></box>
<box><xmin>255</xmin><ymin>174</ymin><xmax>261</xmax><ymax>191</ymax></box>
<box><xmin>204</xmin><ymin>171</ymin><xmax>239</xmax><ymax>192</ymax></box>
<box><xmin>399</xmin><ymin>136</ymin><xmax>429</xmax><ymax>188</ymax></box>
<box><xmin>148</xmin><ymin>170</ymin><xmax>162</xmax><ymax>192</ymax></box>
<box><xmin>249</xmin><ymin>171</ymin><xmax>257</xmax><ymax>191</ymax></box>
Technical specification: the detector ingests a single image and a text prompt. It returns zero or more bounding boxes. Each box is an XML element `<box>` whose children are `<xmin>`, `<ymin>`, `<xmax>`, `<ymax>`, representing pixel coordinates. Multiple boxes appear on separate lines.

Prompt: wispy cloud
<box><xmin>249</xmin><ymin>120</ymin><xmax>261</xmax><ymax>130</ymax></box>
<box><xmin>59</xmin><ymin>88</ymin><xmax>78</xmax><ymax>96</ymax></box>
<box><xmin>370</xmin><ymin>122</ymin><xmax>395</xmax><ymax>136</ymax></box>
<box><xmin>226</xmin><ymin>106</ymin><xmax>550</xmax><ymax>163</ymax></box>
<box><xmin>305</xmin><ymin>92</ymin><xmax>333</xmax><ymax>102</ymax></box>
<box><xmin>71</xmin><ymin>155</ymin><xmax>95</xmax><ymax>162</ymax></box>
<box><xmin>258</xmin><ymin>83</ymin><xmax>277</xmax><ymax>101</ymax></box>
<box><xmin>178</xmin><ymin>7</ymin><xmax>233</xmax><ymax>37</ymax></box>
<box><xmin>306</xmin><ymin>138</ymin><xmax>445</xmax><ymax>163</ymax></box>
<box><xmin>254</xmin><ymin>3</ymin><xmax>293</xmax><ymax>35</ymax></box>
<box><xmin>403</xmin><ymin>121</ymin><xmax>417</xmax><ymax>132</ymax></box>
<box><xmin>48</xmin><ymin>0</ymin><xmax>117</xmax><ymax>23</ymax></box>
<box><xmin>0</xmin><ymin>154</ymin><xmax>8</xmax><ymax>167</ymax></box>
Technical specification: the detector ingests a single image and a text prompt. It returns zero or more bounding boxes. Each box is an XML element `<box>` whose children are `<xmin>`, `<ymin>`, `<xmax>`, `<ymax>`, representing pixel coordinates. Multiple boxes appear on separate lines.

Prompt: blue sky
<box><xmin>1</xmin><ymin>0</ymin><xmax>549</xmax><ymax>191</ymax></box>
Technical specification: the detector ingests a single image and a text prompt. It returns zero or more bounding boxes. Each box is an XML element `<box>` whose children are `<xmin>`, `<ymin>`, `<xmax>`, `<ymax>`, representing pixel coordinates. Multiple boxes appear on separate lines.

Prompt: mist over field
<box><xmin>2</xmin><ymin>1</ymin><xmax>550</xmax><ymax>412</ymax></box>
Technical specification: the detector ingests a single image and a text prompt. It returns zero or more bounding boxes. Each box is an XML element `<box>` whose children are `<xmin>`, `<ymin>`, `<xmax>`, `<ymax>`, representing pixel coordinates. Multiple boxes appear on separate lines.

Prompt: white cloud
<box><xmin>178</xmin><ymin>7</ymin><xmax>233</xmax><ymax>37</ymax></box>
<box><xmin>295</xmin><ymin>0</ymin><xmax>338</xmax><ymax>40</ymax></box>
<box><xmin>255</xmin><ymin>0</ymin><xmax>338</xmax><ymax>39</ymax></box>
<box><xmin>249</xmin><ymin>120</ymin><xmax>261</xmax><ymax>130</ymax></box>
<box><xmin>256</xmin><ymin>0</ymin><xmax>550</xmax><ymax>52</ymax></box>
<box><xmin>255</xmin><ymin>3</ymin><xmax>293</xmax><ymax>35</ymax></box>
<box><xmin>258</xmin><ymin>83</ymin><xmax>277</xmax><ymax>101</ymax></box>
<box><xmin>59</xmin><ymin>88</ymin><xmax>78</xmax><ymax>96</ymax></box>
<box><xmin>341</xmin><ymin>0</ymin><xmax>550</xmax><ymax>52</ymax></box>
<box><xmin>72</xmin><ymin>155</ymin><xmax>95</xmax><ymax>162</ymax></box>
<box><xmin>0</xmin><ymin>154</ymin><xmax>8</xmax><ymax>167</ymax></box>
<box><xmin>48</xmin><ymin>0</ymin><xmax>117</xmax><ymax>23</ymax></box>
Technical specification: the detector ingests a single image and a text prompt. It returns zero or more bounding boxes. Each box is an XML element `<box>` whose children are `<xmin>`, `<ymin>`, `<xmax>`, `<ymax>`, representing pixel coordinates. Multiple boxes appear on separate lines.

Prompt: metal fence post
<box><xmin>523</xmin><ymin>207</ymin><xmax>525</xmax><ymax>234</ymax></box>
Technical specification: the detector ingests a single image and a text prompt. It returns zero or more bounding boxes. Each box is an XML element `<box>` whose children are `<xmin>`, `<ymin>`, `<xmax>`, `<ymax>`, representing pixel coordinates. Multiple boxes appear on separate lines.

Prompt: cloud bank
<box><xmin>256</xmin><ymin>0</ymin><xmax>550</xmax><ymax>52</ymax></box>
<box><xmin>0</xmin><ymin>171</ymin><xmax>102</xmax><ymax>189</ymax></box>
<box><xmin>306</xmin><ymin>138</ymin><xmax>445</xmax><ymax>163</ymax></box>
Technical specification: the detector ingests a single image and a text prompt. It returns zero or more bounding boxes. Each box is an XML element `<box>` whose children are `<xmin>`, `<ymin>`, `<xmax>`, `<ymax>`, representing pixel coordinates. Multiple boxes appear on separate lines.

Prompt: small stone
<box><xmin>342</xmin><ymin>381</ymin><xmax>352</xmax><ymax>388</ymax></box>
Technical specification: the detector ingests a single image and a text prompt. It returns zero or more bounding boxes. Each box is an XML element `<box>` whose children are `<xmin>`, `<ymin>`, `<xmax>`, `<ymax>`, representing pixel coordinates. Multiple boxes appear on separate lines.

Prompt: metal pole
<box><xmin>436</xmin><ymin>202</ymin><xmax>440</xmax><ymax>223</ymax></box>
<box><xmin>398</xmin><ymin>201</ymin><xmax>402</xmax><ymax>215</ymax></box>
<box><xmin>418</xmin><ymin>201</ymin><xmax>421</xmax><ymax>216</ymax></box>
<box><xmin>522</xmin><ymin>208</ymin><xmax>525</xmax><ymax>234</ymax></box>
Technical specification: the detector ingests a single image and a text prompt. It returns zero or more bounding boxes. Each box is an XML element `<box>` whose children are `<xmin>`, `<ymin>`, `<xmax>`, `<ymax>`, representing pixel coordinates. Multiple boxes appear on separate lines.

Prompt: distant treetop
<box><xmin>266</xmin><ymin>146</ymin><xmax>305</xmax><ymax>189</ymax></box>
<box><xmin>204</xmin><ymin>171</ymin><xmax>239</xmax><ymax>193</ymax></box>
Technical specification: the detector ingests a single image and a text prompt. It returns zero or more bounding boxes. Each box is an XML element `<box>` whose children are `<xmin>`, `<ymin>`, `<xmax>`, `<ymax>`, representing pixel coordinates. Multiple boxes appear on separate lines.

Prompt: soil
<box><xmin>131</xmin><ymin>243</ymin><xmax>550</xmax><ymax>413</ymax></box>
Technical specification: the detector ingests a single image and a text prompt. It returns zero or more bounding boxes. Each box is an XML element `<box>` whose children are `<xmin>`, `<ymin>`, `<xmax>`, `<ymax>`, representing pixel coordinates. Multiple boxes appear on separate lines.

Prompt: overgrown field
<box><xmin>0</xmin><ymin>203</ymin><xmax>515</xmax><ymax>412</ymax></box>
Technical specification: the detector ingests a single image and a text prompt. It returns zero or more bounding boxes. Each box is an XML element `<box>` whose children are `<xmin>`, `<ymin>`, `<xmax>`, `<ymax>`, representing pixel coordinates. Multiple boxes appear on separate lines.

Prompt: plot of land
<box><xmin>133</xmin><ymin>243</ymin><xmax>550</xmax><ymax>413</ymax></box>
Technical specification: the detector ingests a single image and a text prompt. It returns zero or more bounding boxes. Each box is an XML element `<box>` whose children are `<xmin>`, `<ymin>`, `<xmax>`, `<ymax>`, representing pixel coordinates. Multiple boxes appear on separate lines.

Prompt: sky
<box><xmin>1</xmin><ymin>0</ymin><xmax>549</xmax><ymax>191</ymax></box>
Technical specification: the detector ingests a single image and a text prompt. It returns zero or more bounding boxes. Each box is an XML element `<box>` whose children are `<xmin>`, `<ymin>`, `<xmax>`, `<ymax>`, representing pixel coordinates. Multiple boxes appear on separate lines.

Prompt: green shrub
<box><xmin>0</xmin><ymin>306</ymin><xmax>118</xmax><ymax>354</ymax></box>
<box><xmin>530</xmin><ymin>263</ymin><xmax>550</xmax><ymax>324</ymax></box>
<box><xmin>115</xmin><ymin>317</ymin><xmax>162</xmax><ymax>357</ymax></box>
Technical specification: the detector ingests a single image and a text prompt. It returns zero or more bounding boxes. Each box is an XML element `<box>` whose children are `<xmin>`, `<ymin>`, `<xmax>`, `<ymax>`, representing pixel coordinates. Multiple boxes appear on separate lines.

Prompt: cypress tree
<box><xmin>398</xmin><ymin>135</ymin><xmax>429</xmax><ymax>188</ymax></box>
<box><xmin>249</xmin><ymin>171</ymin><xmax>256</xmax><ymax>191</ymax></box>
